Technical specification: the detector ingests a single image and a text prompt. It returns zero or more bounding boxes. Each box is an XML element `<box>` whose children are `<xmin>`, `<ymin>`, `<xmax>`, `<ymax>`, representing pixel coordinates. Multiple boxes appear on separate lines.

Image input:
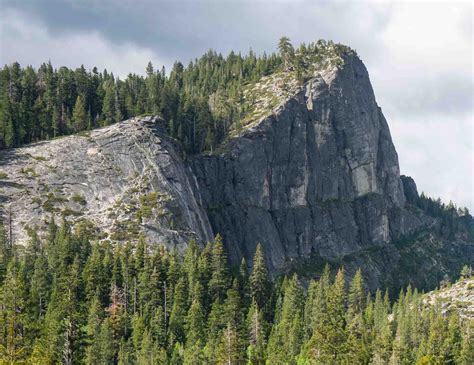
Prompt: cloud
<box><xmin>366</xmin><ymin>1</ymin><xmax>473</xmax><ymax>210</ymax></box>
<box><xmin>1</xmin><ymin>1</ymin><xmax>392</xmax><ymax>66</ymax></box>
<box><xmin>391</xmin><ymin>113</ymin><xmax>473</xmax><ymax>210</ymax></box>
<box><xmin>0</xmin><ymin>1</ymin><xmax>472</xmax><ymax>209</ymax></box>
<box><xmin>0</xmin><ymin>8</ymin><xmax>162</xmax><ymax>77</ymax></box>
<box><xmin>369</xmin><ymin>1</ymin><xmax>473</xmax><ymax>118</ymax></box>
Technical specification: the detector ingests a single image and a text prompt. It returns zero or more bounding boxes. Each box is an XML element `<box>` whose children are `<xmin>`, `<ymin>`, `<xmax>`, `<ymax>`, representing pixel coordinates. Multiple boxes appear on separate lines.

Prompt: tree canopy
<box><xmin>0</xmin><ymin>215</ymin><xmax>471</xmax><ymax>364</ymax></box>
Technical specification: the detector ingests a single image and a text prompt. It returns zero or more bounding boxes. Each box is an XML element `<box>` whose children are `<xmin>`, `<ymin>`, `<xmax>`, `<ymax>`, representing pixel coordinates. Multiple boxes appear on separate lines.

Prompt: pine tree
<box><xmin>246</xmin><ymin>301</ymin><xmax>266</xmax><ymax>365</ymax></box>
<box><xmin>347</xmin><ymin>269</ymin><xmax>370</xmax><ymax>364</ymax></box>
<box><xmin>267</xmin><ymin>274</ymin><xmax>303</xmax><ymax>364</ymax></box>
<box><xmin>137</xmin><ymin>329</ymin><xmax>165</xmax><ymax>365</ymax></box>
<box><xmin>209</xmin><ymin>234</ymin><xmax>229</xmax><ymax>302</ymax></box>
<box><xmin>72</xmin><ymin>94</ymin><xmax>87</xmax><ymax>132</ymax></box>
<box><xmin>102</xmin><ymin>79</ymin><xmax>116</xmax><ymax>125</ymax></box>
<box><xmin>204</xmin><ymin>299</ymin><xmax>226</xmax><ymax>362</ymax></box>
<box><xmin>278</xmin><ymin>36</ymin><xmax>294</xmax><ymax>70</ymax></box>
<box><xmin>117</xmin><ymin>338</ymin><xmax>134</xmax><ymax>365</ymax></box>
<box><xmin>348</xmin><ymin>269</ymin><xmax>365</xmax><ymax>317</ymax></box>
<box><xmin>85</xmin><ymin>292</ymin><xmax>103</xmax><ymax>365</ymax></box>
<box><xmin>30</xmin><ymin>251</ymin><xmax>51</xmax><ymax>318</ymax></box>
<box><xmin>98</xmin><ymin>318</ymin><xmax>116</xmax><ymax>364</ymax></box>
<box><xmin>131</xmin><ymin>312</ymin><xmax>146</xmax><ymax>355</ymax></box>
<box><xmin>170</xmin><ymin>342</ymin><xmax>184</xmax><ymax>364</ymax></box>
<box><xmin>168</xmin><ymin>277</ymin><xmax>188</xmax><ymax>346</ymax></box>
<box><xmin>371</xmin><ymin>290</ymin><xmax>393</xmax><ymax>364</ymax></box>
<box><xmin>250</xmin><ymin>243</ymin><xmax>269</xmax><ymax>310</ymax></box>
<box><xmin>216</xmin><ymin>322</ymin><xmax>242</xmax><ymax>365</ymax></box>
<box><xmin>302</xmin><ymin>268</ymin><xmax>347</xmax><ymax>363</ymax></box>
<box><xmin>150</xmin><ymin>306</ymin><xmax>167</xmax><ymax>348</ymax></box>
<box><xmin>185</xmin><ymin>298</ymin><xmax>205</xmax><ymax>347</ymax></box>
<box><xmin>442</xmin><ymin>314</ymin><xmax>462</xmax><ymax>363</ymax></box>
<box><xmin>0</xmin><ymin>259</ymin><xmax>27</xmax><ymax>362</ymax></box>
<box><xmin>460</xmin><ymin>265</ymin><xmax>472</xmax><ymax>279</ymax></box>
<box><xmin>458</xmin><ymin>320</ymin><xmax>473</xmax><ymax>364</ymax></box>
<box><xmin>0</xmin><ymin>218</ymin><xmax>11</xmax><ymax>284</ymax></box>
<box><xmin>0</xmin><ymin>209</ymin><xmax>470</xmax><ymax>362</ymax></box>
<box><xmin>237</xmin><ymin>257</ymin><xmax>249</xmax><ymax>308</ymax></box>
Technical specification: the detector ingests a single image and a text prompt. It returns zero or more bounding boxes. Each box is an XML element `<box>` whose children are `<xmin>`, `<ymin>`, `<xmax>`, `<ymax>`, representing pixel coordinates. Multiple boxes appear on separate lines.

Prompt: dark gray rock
<box><xmin>191</xmin><ymin>54</ymin><xmax>473</xmax><ymax>289</ymax></box>
<box><xmin>0</xmin><ymin>54</ymin><xmax>471</xmax><ymax>292</ymax></box>
<box><xmin>400</xmin><ymin>175</ymin><xmax>419</xmax><ymax>204</ymax></box>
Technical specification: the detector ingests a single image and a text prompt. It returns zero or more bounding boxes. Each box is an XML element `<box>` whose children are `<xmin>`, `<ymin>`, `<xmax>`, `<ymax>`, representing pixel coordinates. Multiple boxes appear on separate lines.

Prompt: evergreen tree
<box><xmin>347</xmin><ymin>269</ymin><xmax>370</xmax><ymax>364</ymax></box>
<box><xmin>0</xmin><ymin>214</ymin><xmax>469</xmax><ymax>363</ymax></box>
<box><xmin>85</xmin><ymin>292</ymin><xmax>103</xmax><ymax>364</ymax></box>
<box><xmin>250</xmin><ymin>243</ymin><xmax>269</xmax><ymax>311</ymax></box>
<box><xmin>267</xmin><ymin>274</ymin><xmax>303</xmax><ymax>364</ymax></box>
<box><xmin>72</xmin><ymin>94</ymin><xmax>87</xmax><ymax>132</ymax></box>
<box><xmin>168</xmin><ymin>277</ymin><xmax>188</xmax><ymax>346</ymax></box>
<box><xmin>0</xmin><ymin>259</ymin><xmax>27</xmax><ymax>362</ymax></box>
<box><xmin>246</xmin><ymin>301</ymin><xmax>266</xmax><ymax>365</ymax></box>
<box><xmin>185</xmin><ymin>298</ymin><xmax>205</xmax><ymax>347</ymax></box>
<box><xmin>458</xmin><ymin>320</ymin><xmax>473</xmax><ymax>364</ymax></box>
<box><xmin>30</xmin><ymin>251</ymin><xmax>51</xmax><ymax>318</ymax></box>
<box><xmin>0</xmin><ymin>218</ymin><xmax>11</xmax><ymax>284</ymax></box>
<box><xmin>302</xmin><ymin>268</ymin><xmax>348</xmax><ymax>363</ymax></box>
<box><xmin>102</xmin><ymin>79</ymin><xmax>116</xmax><ymax>125</ymax></box>
<box><xmin>278</xmin><ymin>36</ymin><xmax>294</xmax><ymax>70</ymax></box>
<box><xmin>98</xmin><ymin>318</ymin><xmax>116</xmax><ymax>364</ymax></box>
<box><xmin>216</xmin><ymin>322</ymin><xmax>243</xmax><ymax>365</ymax></box>
<box><xmin>209</xmin><ymin>234</ymin><xmax>229</xmax><ymax>302</ymax></box>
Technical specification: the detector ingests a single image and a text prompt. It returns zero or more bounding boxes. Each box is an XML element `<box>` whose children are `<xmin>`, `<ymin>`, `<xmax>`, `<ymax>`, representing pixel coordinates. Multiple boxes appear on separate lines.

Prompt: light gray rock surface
<box><xmin>0</xmin><ymin>116</ymin><xmax>213</xmax><ymax>250</ymax></box>
<box><xmin>423</xmin><ymin>277</ymin><xmax>474</xmax><ymax>320</ymax></box>
<box><xmin>0</xmin><ymin>53</ymin><xmax>472</xmax><ymax>291</ymax></box>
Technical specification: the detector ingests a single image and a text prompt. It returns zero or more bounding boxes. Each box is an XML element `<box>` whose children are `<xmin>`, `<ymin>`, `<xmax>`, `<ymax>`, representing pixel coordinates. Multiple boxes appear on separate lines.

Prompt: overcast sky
<box><xmin>1</xmin><ymin>0</ymin><xmax>473</xmax><ymax>210</ymax></box>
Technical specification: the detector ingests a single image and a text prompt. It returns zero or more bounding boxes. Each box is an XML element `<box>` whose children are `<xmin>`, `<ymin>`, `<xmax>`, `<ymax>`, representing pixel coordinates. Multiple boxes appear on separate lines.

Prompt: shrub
<box><xmin>72</xmin><ymin>193</ymin><xmax>87</xmax><ymax>206</ymax></box>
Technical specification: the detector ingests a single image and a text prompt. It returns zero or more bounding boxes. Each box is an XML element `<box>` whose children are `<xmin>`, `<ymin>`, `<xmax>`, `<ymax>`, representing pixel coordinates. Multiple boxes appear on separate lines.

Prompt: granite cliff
<box><xmin>0</xmin><ymin>117</ymin><xmax>213</xmax><ymax>251</ymax></box>
<box><xmin>0</xmin><ymin>51</ymin><xmax>472</xmax><ymax>291</ymax></box>
<box><xmin>191</xmin><ymin>53</ymin><xmax>473</xmax><ymax>289</ymax></box>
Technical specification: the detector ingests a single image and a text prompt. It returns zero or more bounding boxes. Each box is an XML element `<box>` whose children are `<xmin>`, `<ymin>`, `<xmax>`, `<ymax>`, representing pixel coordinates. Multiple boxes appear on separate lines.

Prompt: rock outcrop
<box><xmin>0</xmin><ymin>52</ymin><xmax>472</xmax><ymax>291</ymax></box>
<box><xmin>193</xmin><ymin>55</ymin><xmax>403</xmax><ymax>276</ymax></box>
<box><xmin>423</xmin><ymin>277</ymin><xmax>474</xmax><ymax>320</ymax></box>
<box><xmin>191</xmin><ymin>53</ymin><xmax>473</xmax><ymax>289</ymax></box>
<box><xmin>0</xmin><ymin>117</ymin><xmax>213</xmax><ymax>249</ymax></box>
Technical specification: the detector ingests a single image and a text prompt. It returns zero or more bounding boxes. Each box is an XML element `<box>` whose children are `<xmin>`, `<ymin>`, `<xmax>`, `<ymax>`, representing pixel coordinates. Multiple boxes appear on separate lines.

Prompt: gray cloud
<box><xmin>1</xmin><ymin>0</ymin><xmax>473</xmax><ymax>210</ymax></box>
<box><xmin>2</xmin><ymin>0</ymin><xmax>392</xmax><ymax>66</ymax></box>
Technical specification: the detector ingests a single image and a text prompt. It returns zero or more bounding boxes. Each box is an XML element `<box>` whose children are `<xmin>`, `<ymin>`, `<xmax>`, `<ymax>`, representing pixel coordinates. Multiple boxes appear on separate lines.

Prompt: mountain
<box><xmin>0</xmin><ymin>47</ymin><xmax>472</xmax><ymax>292</ymax></box>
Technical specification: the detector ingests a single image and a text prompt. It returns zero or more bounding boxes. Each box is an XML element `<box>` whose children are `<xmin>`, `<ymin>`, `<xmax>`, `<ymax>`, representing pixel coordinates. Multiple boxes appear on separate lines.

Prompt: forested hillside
<box><xmin>0</xmin><ymin>39</ymin><xmax>352</xmax><ymax>154</ymax></box>
<box><xmin>0</xmin><ymin>218</ymin><xmax>472</xmax><ymax>364</ymax></box>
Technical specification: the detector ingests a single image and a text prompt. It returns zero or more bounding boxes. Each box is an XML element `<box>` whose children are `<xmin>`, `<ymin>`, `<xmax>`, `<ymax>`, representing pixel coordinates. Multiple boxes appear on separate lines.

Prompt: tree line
<box><xmin>0</xmin><ymin>217</ymin><xmax>472</xmax><ymax>364</ymax></box>
<box><xmin>0</xmin><ymin>48</ymin><xmax>281</xmax><ymax>154</ymax></box>
<box><xmin>0</xmin><ymin>38</ymin><xmax>354</xmax><ymax>154</ymax></box>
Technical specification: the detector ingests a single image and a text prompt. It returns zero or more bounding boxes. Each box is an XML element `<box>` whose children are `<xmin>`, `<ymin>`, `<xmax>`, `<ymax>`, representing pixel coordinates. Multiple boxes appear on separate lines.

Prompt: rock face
<box><xmin>190</xmin><ymin>53</ymin><xmax>473</xmax><ymax>288</ymax></box>
<box><xmin>0</xmin><ymin>53</ymin><xmax>472</xmax><ymax>291</ymax></box>
<box><xmin>0</xmin><ymin>117</ymin><xmax>213</xmax><ymax>249</ymax></box>
<box><xmin>192</xmin><ymin>55</ymin><xmax>407</xmax><ymax>277</ymax></box>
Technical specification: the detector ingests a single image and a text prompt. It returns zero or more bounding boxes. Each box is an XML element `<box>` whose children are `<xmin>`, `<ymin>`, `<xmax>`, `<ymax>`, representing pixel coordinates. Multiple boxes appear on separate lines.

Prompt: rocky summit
<box><xmin>0</xmin><ymin>52</ymin><xmax>472</xmax><ymax>291</ymax></box>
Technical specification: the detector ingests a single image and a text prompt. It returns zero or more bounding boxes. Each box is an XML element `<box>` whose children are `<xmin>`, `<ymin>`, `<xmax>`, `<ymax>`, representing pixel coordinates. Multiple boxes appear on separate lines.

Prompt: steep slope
<box><xmin>0</xmin><ymin>116</ymin><xmax>213</xmax><ymax>249</ymax></box>
<box><xmin>0</xmin><ymin>51</ymin><xmax>472</xmax><ymax>292</ymax></box>
<box><xmin>191</xmin><ymin>52</ymin><xmax>474</xmax><ymax>289</ymax></box>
